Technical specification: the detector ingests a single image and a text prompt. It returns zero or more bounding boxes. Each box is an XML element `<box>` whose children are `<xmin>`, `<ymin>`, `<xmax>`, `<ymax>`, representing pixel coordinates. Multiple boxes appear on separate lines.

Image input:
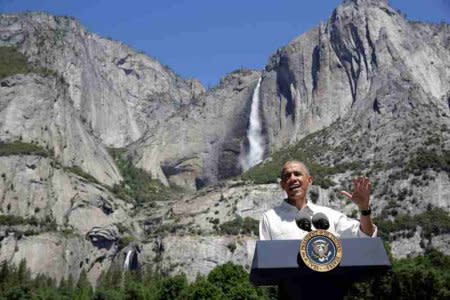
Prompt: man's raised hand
<box><xmin>340</xmin><ymin>176</ymin><xmax>371</xmax><ymax>211</ymax></box>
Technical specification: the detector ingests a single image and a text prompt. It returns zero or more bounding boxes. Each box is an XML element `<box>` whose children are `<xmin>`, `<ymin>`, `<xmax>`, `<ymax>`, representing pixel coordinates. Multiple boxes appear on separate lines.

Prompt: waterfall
<box><xmin>240</xmin><ymin>77</ymin><xmax>264</xmax><ymax>171</ymax></box>
<box><xmin>123</xmin><ymin>249</ymin><xmax>133</xmax><ymax>271</ymax></box>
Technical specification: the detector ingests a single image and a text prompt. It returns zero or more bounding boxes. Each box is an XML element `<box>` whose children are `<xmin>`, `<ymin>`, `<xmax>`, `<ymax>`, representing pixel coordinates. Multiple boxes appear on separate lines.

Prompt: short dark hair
<box><xmin>280</xmin><ymin>161</ymin><xmax>310</xmax><ymax>178</ymax></box>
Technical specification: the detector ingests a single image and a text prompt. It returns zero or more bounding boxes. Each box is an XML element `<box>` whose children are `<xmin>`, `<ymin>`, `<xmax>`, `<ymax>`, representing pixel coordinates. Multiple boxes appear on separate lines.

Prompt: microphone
<box><xmin>312</xmin><ymin>212</ymin><xmax>330</xmax><ymax>230</ymax></box>
<box><xmin>295</xmin><ymin>212</ymin><xmax>312</xmax><ymax>232</ymax></box>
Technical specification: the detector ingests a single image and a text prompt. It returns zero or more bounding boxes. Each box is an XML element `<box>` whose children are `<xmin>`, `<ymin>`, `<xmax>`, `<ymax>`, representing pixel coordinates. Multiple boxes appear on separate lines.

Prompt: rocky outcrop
<box><xmin>0</xmin><ymin>154</ymin><xmax>131</xmax><ymax>227</ymax></box>
<box><xmin>140</xmin><ymin>235</ymin><xmax>256</xmax><ymax>280</ymax></box>
<box><xmin>0</xmin><ymin>74</ymin><xmax>122</xmax><ymax>186</ymax></box>
<box><xmin>86</xmin><ymin>226</ymin><xmax>119</xmax><ymax>250</ymax></box>
<box><xmin>431</xmin><ymin>234</ymin><xmax>450</xmax><ymax>255</ymax></box>
<box><xmin>0</xmin><ymin>232</ymin><xmax>117</xmax><ymax>285</ymax></box>
<box><xmin>389</xmin><ymin>228</ymin><xmax>425</xmax><ymax>259</ymax></box>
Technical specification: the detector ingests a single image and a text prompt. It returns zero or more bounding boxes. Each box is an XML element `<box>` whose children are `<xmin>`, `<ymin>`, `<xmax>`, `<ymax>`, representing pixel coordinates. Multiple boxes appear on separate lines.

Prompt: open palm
<box><xmin>340</xmin><ymin>176</ymin><xmax>371</xmax><ymax>210</ymax></box>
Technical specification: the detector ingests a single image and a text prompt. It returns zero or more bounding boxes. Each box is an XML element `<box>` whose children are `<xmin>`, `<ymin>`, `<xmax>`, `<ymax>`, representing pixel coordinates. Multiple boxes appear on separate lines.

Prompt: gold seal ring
<box><xmin>299</xmin><ymin>229</ymin><xmax>342</xmax><ymax>272</ymax></box>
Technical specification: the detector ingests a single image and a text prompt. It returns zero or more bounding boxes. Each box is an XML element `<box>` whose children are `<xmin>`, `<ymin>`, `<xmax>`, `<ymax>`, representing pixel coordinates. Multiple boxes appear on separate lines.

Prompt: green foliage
<box><xmin>0</xmin><ymin>214</ymin><xmax>31</xmax><ymax>226</ymax></box>
<box><xmin>1</xmin><ymin>252</ymin><xmax>449</xmax><ymax>299</ymax></box>
<box><xmin>153</xmin><ymin>223</ymin><xmax>183</xmax><ymax>236</ymax></box>
<box><xmin>406</xmin><ymin>148</ymin><xmax>450</xmax><ymax>175</ymax></box>
<box><xmin>0</xmin><ymin>259</ymin><xmax>33</xmax><ymax>299</ymax></box>
<box><xmin>0</xmin><ymin>46</ymin><xmax>55</xmax><ymax>80</ymax></box>
<box><xmin>0</xmin><ymin>142</ymin><xmax>52</xmax><ymax>157</ymax></box>
<box><xmin>58</xmin><ymin>274</ymin><xmax>75</xmax><ymax>299</ymax></box>
<box><xmin>118</xmin><ymin>235</ymin><xmax>135</xmax><ymax>250</ymax></box>
<box><xmin>93</xmin><ymin>289</ymin><xmax>123</xmax><ymax>300</ymax></box>
<box><xmin>0</xmin><ymin>46</ymin><xmax>29</xmax><ymax>79</ymax></box>
<box><xmin>97</xmin><ymin>266</ymin><xmax>120</xmax><ymax>289</ymax></box>
<box><xmin>158</xmin><ymin>274</ymin><xmax>188</xmax><ymax>300</ymax></box>
<box><xmin>207</xmin><ymin>262</ymin><xmax>260</xmax><ymax>299</ymax></box>
<box><xmin>182</xmin><ymin>277</ymin><xmax>224</xmax><ymax>299</ymax></box>
<box><xmin>242</xmin><ymin>129</ymin><xmax>363</xmax><ymax>188</ymax></box>
<box><xmin>0</xmin><ymin>214</ymin><xmax>57</xmax><ymax>233</ymax></box>
<box><xmin>123</xmin><ymin>281</ymin><xmax>147</xmax><ymax>300</ymax></box>
<box><xmin>347</xmin><ymin>249</ymin><xmax>450</xmax><ymax>299</ymax></box>
<box><xmin>226</xmin><ymin>242</ymin><xmax>237</xmax><ymax>253</ymax></box>
<box><xmin>375</xmin><ymin>207</ymin><xmax>450</xmax><ymax>240</ymax></box>
<box><xmin>108</xmin><ymin>148</ymin><xmax>174</xmax><ymax>205</ymax></box>
<box><xmin>219</xmin><ymin>216</ymin><xmax>259</xmax><ymax>236</ymax></box>
<box><xmin>64</xmin><ymin>166</ymin><xmax>99</xmax><ymax>184</ymax></box>
<box><xmin>73</xmin><ymin>270</ymin><xmax>93</xmax><ymax>300</ymax></box>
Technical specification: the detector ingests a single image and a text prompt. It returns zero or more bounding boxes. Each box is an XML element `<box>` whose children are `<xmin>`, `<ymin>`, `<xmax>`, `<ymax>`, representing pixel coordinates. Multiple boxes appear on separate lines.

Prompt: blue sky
<box><xmin>1</xmin><ymin>0</ymin><xmax>449</xmax><ymax>88</ymax></box>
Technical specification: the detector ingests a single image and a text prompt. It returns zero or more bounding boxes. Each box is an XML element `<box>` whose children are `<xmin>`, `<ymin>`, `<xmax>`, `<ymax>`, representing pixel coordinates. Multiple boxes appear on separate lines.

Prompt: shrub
<box><xmin>0</xmin><ymin>142</ymin><xmax>51</xmax><ymax>157</ymax></box>
<box><xmin>0</xmin><ymin>214</ymin><xmax>56</xmax><ymax>231</ymax></box>
<box><xmin>0</xmin><ymin>47</ymin><xmax>29</xmax><ymax>79</ymax></box>
<box><xmin>0</xmin><ymin>46</ymin><xmax>55</xmax><ymax>79</ymax></box>
<box><xmin>0</xmin><ymin>214</ymin><xmax>27</xmax><ymax>226</ymax></box>
<box><xmin>375</xmin><ymin>207</ymin><xmax>450</xmax><ymax>240</ymax></box>
<box><xmin>107</xmin><ymin>148</ymin><xmax>174</xmax><ymax>205</ymax></box>
<box><xmin>219</xmin><ymin>216</ymin><xmax>258</xmax><ymax>236</ymax></box>
<box><xmin>118</xmin><ymin>235</ymin><xmax>135</xmax><ymax>250</ymax></box>
<box><xmin>182</xmin><ymin>277</ymin><xmax>224</xmax><ymax>300</ymax></box>
<box><xmin>226</xmin><ymin>242</ymin><xmax>237</xmax><ymax>253</ymax></box>
<box><xmin>406</xmin><ymin>148</ymin><xmax>450</xmax><ymax>174</ymax></box>
<box><xmin>158</xmin><ymin>274</ymin><xmax>188</xmax><ymax>300</ymax></box>
<box><xmin>64</xmin><ymin>165</ymin><xmax>99</xmax><ymax>184</ymax></box>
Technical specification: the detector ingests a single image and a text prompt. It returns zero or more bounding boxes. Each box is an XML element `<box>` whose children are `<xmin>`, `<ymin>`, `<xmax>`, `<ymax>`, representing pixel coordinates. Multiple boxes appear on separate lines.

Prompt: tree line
<box><xmin>1</xmin><ymin>248</ymin><xmax>449</xmax><ymax>299</ymax></box>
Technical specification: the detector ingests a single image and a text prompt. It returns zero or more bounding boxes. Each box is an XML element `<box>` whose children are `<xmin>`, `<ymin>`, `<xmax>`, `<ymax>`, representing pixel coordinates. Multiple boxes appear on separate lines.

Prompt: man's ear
<box><xmin>308</xmin><ymin>176</ymin><xmax>313</xmax><ymax>184</ymax></box>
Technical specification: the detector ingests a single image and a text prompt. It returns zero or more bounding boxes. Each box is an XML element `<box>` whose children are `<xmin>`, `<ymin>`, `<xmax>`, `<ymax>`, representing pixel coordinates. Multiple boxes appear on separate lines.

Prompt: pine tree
<box><xmin>0</xmin><ymin>261</ymin><xmax>9</xmax><ymax>289</ymax></box>
<box><xmin>59</xmin><ymin>274</ymin><xmax>75</xmax><ymax>298</ymax></box>
<box><xmin>73</xmin><ymin>270</ymin><xmax>93</xmax><ymax>300</ymax></box>
<box><xmin>157</xmin><ymin>274</ymin><xmax>188</xmax><ymax>300</ymax></box>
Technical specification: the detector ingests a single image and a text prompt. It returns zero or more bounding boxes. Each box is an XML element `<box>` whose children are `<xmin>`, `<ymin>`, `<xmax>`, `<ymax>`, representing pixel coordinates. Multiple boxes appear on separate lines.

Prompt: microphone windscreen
<box><xmin>295</xmin><ymin>212</ymin><xmax>312</xmax><ymax>232</ymax></box>
<box><xmin>312</xmin><ymin>212</ymin><xmax>330</xmax><ymax>230</ymax></box>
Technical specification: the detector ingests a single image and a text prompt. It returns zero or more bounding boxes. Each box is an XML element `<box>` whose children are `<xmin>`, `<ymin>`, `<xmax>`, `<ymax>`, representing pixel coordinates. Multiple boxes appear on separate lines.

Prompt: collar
<box><xmin>281</xmin><ymin>198</ymin><xmax>319</xmax><ymax>214</ymax></box>
<box><xmin>305</xmin><ymin>201</ymin><xmax>320</xmax><ymax>213</ymax></box>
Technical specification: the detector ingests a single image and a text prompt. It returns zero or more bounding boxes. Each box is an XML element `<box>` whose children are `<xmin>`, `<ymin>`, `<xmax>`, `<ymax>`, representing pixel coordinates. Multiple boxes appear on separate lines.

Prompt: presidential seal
<box><xmin>299</xmin><ymin>229</ymin><xmax>342</xmax><ymax>272</ymax></box>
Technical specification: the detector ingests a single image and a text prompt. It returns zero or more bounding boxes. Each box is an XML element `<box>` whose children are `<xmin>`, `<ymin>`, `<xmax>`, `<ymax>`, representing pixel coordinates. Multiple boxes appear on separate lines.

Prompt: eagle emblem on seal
<box><xmin>311</xmin><ymin>239</ymin><xmax>332</xmax><ymax>262</ymax></box>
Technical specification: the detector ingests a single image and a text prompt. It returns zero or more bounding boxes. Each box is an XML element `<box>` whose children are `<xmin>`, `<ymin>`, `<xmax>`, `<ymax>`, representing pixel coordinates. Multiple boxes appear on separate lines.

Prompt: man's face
<box><xmin>280</xmin><ymin>162</ymin><xmax>312</xmax><ymax>200</ymax></box>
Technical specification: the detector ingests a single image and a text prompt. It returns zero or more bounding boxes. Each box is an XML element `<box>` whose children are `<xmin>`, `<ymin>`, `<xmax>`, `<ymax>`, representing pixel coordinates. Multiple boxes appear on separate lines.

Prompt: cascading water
<box><xmin>123</xmin><ymin>249</ymin><xmax>133</xmax><ymax>271</ymax></box>
<box><xmin>240</xmin><ymin>77</ymin><xmax>264</xmax><ymax>171</ymax></box>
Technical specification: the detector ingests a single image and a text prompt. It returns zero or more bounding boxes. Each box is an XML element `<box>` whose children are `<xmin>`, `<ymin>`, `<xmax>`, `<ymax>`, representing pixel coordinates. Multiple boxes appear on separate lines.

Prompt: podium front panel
<box><xmin>250</xmin><ymin>238</ymin><xmax>391</xmax><ymax>285</ymax></box>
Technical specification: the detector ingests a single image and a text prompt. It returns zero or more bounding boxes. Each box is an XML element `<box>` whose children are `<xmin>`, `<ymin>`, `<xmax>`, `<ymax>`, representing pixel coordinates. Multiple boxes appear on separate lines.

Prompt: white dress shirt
<box><xmin>259</xmin><ymin>199</ymin><xmax>377</xmax><ymax>240</ymax></box>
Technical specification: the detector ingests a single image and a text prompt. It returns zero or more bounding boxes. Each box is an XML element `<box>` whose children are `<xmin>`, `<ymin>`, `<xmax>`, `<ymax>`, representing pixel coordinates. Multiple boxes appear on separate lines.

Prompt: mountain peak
<box><xmin>342</xmin><ymin>0</ymin><xmax>388</xmax><ymax>7</ymax></box>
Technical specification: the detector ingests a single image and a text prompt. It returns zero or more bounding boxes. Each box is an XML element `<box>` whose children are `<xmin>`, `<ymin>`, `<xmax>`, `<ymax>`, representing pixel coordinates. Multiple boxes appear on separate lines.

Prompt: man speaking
<box><xmin>259</xmin><ymin>160</ymin><xmax>376</xmax><ymax>240</ymax></box>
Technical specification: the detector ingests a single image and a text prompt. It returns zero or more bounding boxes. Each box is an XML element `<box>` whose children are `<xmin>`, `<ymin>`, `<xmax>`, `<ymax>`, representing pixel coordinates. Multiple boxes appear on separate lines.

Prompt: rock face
<box><xmin>259</xmin><ymin>0</ymin><xmax>449</xmax><ymax>152</ymax></box>
<box><xmin>0</xmin><ymin>13</ymin><xmax>204</xmax><ymax>148</ymax></box>
<box><xmin>389</xmin><ymin>228</ymin><xmax>425</xmax><ymax>259</ymax></box>
<box><xmin>0</xmin><ymin>76</ymin><xmax>133</xmax><ymax>285</ymax></box>
<box><xmin>140</xmin><ymin>235</ymin><xmax>256</xmax><ymax>278</ymax></box>
<box><xmin>0</xmin><ymin>74</ymin><xmax>122</xmax><ymax>186</ymax></box>
<box><xmin>0</xmin><ymin>0</ymin><xmax>449</xmax><ymax>285</ymax></box>
<box><xmin>0</xmin><ymin>154</ymin><xmax>126</xmax><ymax>226</ymax></box>
<box><xmin>0</xmin><ymin>231</ymin><xmax>118</xmax><ymax>285</ymax></box>
<box><xmin>0</xmin><ymin>151</ymin><xmax>133</xmax><ymax>283</ymax></box>
<box><xmin>131</xmin><ymin>70</ymin><xmax>261</xmax><ymax>189</ymax></box>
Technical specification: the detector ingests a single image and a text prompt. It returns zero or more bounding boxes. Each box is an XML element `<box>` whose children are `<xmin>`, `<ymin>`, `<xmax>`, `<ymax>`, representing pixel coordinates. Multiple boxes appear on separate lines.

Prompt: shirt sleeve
<box><xmin>335</xmin><ymin>213</ymin><xmax>377</xmax><ymax>238</ymax></box>
<box><xmin>357</xmin><ymin>224</ymin><xmax>378</xmax><ymax>238</ymax></box>
<box><xmin>259</xmin><ymin>213</ymin><xmax>272</xmax><ymax>240</ymax></box>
